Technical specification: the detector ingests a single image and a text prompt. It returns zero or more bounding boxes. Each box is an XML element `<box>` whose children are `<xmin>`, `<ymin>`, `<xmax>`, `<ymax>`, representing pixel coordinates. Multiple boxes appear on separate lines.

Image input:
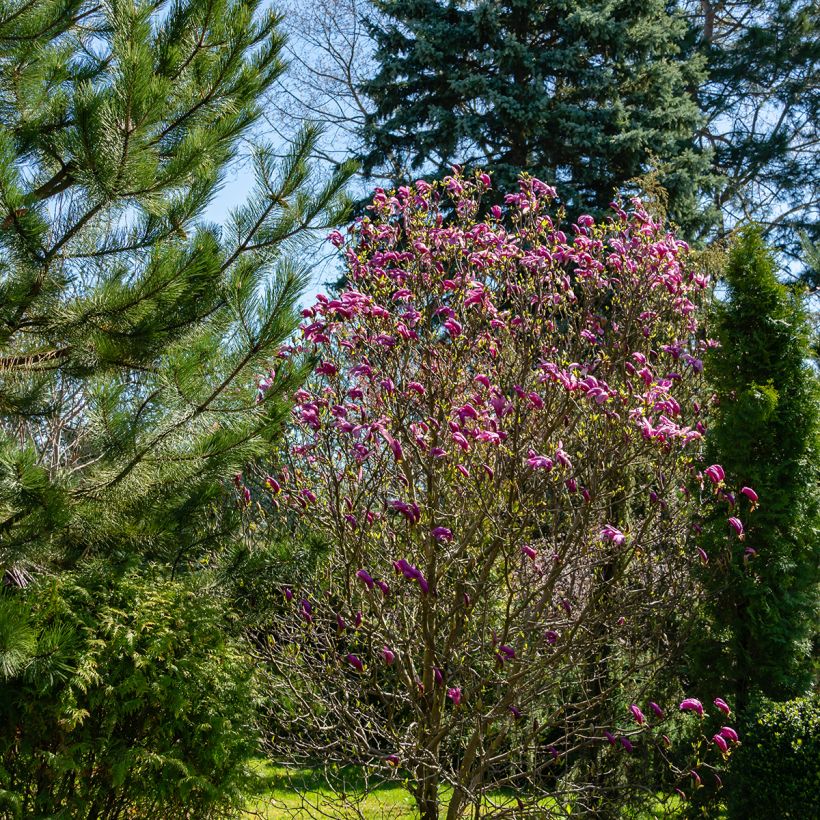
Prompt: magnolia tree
<box><xmin>253</xmin><ymin>174</ymin><xmax>747</xmax><ymax>817</ymax></box>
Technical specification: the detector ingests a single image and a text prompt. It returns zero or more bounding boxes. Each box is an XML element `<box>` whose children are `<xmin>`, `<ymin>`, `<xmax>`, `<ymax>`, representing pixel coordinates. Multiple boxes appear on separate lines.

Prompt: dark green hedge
<box><xmin>728</xmin><ymin>693</ymin><xmax>820</xmax><ymax>819</ymax></box>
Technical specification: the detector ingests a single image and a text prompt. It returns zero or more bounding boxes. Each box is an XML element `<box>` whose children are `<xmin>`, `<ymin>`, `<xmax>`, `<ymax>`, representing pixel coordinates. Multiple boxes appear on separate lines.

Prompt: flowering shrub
<box><xmin>255</xmin><ymin>173</ymin><xmax>746</xmax><ymax>817</ymax></box>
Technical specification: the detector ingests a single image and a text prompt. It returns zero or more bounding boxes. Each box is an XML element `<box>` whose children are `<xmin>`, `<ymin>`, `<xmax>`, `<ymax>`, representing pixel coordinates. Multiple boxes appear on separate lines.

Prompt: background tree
<box><xmin>277</xmin><ymin>0</ymin><xmax>819</xmax><ymax>271</ymax></box>
<box><xmin>356</xmin><ymin>0</ymin><xmax>714</xmax><ymax>236</ymax></box>
<box><xmin>259</xmin><ymin>173</ymin><xmax>739</xmax><ymax>818</ymax></box>
<box><xmin>688</xmin><ymin>228</ymin><xmax>820</xmax><ymax>713</ymax></box>
<box><xmin>682</xmin><ymin>0</ymin><xmax>819</xmax><ymax>265</ymax></box>
<box><xmin>0</xmin><ymin>0</ymin><xmax>352</xmax><ymax>812</ymax></box>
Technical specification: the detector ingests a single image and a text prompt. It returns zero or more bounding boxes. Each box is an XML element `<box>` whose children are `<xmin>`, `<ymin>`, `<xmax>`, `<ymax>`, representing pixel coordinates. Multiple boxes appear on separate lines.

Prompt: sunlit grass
<box><xmin>243</xmin><ymin>762</ymin><xmax>716</xmax><ymax>818</ymax></box>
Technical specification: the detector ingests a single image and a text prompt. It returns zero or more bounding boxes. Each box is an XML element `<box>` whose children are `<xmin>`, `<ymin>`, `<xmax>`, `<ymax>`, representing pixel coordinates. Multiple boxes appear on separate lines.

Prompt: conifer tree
<box><xmin>689</xmin><ymin>229</ymin><xmax>820</xmax><ymax>710</ymax></box>
<box><xmin>358</xmin><ymin>0</ymin><xmax>713</xmax><ymax>234</ymax></box>
<box><xmin>0</xmin><ymin>0</ymin><xmax>351</xmax><ymax>811</ymax></box>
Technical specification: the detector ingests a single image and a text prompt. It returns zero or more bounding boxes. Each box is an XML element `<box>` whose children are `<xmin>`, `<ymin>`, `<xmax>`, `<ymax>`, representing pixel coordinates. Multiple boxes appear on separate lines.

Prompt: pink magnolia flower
<box><xmin>704</xmin><ymin>464</ymin><xmax>725</xmax><ymax>485</ymax></box>
<box><xmin>600</xmin><ymin>525</ymin><xmax>626</xmax><ymax>546</ymax></box>
<box><xmin>604</xmin><ymin>731</ymin><xmax>617</xmax><ymax>746</ymax></box>
<box><xmin>385</xmin><ymin>754</ymin><xmax>400</xmax><ymax>767</ymax></box>
<box><xmin>648</xmin><ymin>702</ymin><xmax>664</xmax><ymax>720</ymax></box>
<box><xmin>690</xmin><ymin>770</ymin><xmax>702</xmax><ymax>787</ymax></box>
<box><xmin>443</xmin><ymin>318</ymin><xmax>463</xmax><ymax>337</ymax></box>
<box><xmin>697</xmin><ymin>547</ymin><xmax>709</xmax><ymax>565</ymax></box>
<box><xmin>447</xmin><ymin>687</ymin><xmax>462</xmax><ymax>706</ymax></box>
<box><xmin>741</xmin><ymin>486</ymin><xmax>759</xmax><ymax>506</ymax></box>
<box><xmin>356</xmin><ymin>569</ymin><xmax>375</xmax><ymax>590</ymax></box>
<box><xmin>728</xmin><ymin>517</ymin><xmax>745</xmax><ymax>539</ymax></box>
<box><xmin>345</xmin><ymin>654</ymin><xmax>363</xmax><ymax>672</ymax></box>
<box><xmin>720</xmin><ymin>726</ymin><xmax>739</xmax><ymax>743</ymax></box>
<box><xmin>679</xmin><ymin>698</ymin><xmax>704</xmax><ymax>718</ymax></box>
<box><xmin>432</xmin><ymin>526</ymin><xmax>453</xmax><ymax>542</ymax></box>
<box><xmin>521</xmin><ymin>545</ymin><xmax>537</xmax><ymax>560</ymax></box>
<box><xmin>388</xmin><ymin>437</ymin><xmax>404</xmax><ymax>462</ymax></box>
<box><xmin>382</xmin><ymin>647</ymin><xmax>395</xmax><ymax>665</ymax></box>
<box><xmin>620</xmin><ymin>737</ymin><xmax>634</xmax><ymax>752</ymax></box>
<box><xmin>497</xmin><ymin>644</ymin><xmax>516</xmax><ymax>660</ymax></box>
<box><xmin>526</xmin><ymin>450</ymin><xmax>553</xmax><ymax>471</ymax></box>
<box><xmin>712</xmin><ymin>734</ymin><xmax>729</xmax><ymax>753</ymax></box>
<box><xmin>713</xmin><ymin>697</ymin><xmax>731</xmax><ymax>716</ymax></box>
<box><xmin>629</xmin><ymin>704</ymin><xmax>645</xmax><ymax>725</ymax></box>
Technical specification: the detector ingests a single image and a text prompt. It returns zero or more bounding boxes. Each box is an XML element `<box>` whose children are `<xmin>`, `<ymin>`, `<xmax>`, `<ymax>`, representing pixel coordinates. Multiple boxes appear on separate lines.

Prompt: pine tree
<box><xmin>0</xmin><ymin>0</ymin><xmax>351</xmax><ymax>810</ymax></box>
<box><xmin>690</xmin><ymin>229</ymin><xmax>820</xmax><ymax>710</ymax></box>
<box><xmin>358</xmin><ymin>0</ymin><xmax>714</xmax><ymax>234</ymax></box>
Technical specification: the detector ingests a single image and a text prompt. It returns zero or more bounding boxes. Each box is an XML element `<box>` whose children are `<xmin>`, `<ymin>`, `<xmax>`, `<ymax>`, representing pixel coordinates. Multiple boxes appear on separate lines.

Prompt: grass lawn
<box><xmin>244</xmin><ymin>762</ymin><xmax>418</xmax><ymax>818</ymax></box>
<box><xmin>243</xmin><ymin>762</ymin><xmax>704</xmax><ymax>818</ymax></box>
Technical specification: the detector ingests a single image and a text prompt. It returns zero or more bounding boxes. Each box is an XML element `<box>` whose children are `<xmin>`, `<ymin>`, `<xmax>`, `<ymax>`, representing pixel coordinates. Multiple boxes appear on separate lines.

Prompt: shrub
<box><xmin>0</xmin><ymin>567</ymin><xmax>259</xmax><ymax>819</ymax></box>
<box><xmin>728</xmin><ymin>694</ymin><xmax>820</xmax><ymax>819</ymax></box>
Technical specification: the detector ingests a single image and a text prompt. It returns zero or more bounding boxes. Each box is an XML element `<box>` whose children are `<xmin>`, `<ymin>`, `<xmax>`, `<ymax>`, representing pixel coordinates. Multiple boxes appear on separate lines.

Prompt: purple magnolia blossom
<box><xmin>719</xmin><ymin>726</ymin><xmax>739</xmax><ymax>743</ymax></box>
<box><xmin>521</xmin><ymin>544</ymin><xmax>537</xmax><ymax>560</ymax></box>
<box><xmin>544</xmin><ymin>630</ymin><xmax>559</xmax><ymax>645</ymax></box>
<box><xmin>376</xmin><ymin>579</ymin><xmax>390</xmax><ymax>596</ymax></box>
<box><xmin>680</xmin><ymin>698</ymin><xmax>704</xmax><ymax>718</ymax></box>
<box><xmin>356</xmin><ymin>569</ymin><xmax>375</xmax><ymax>590</ymax></box>
<box><xmin>385</xmin><ymin>754</ymin><xmax>399</xmax><ymax>767</ymax></box>
<box><xmin>381</xmin><ymin>647</ymin><xmax>395</xmax><ymax>665</ymax></box>
<box><xmin>508</xmin><ymin>705</ymin><xmax>522</xmax><ymax>719</ymax></box>
<box><xmin>690</xmin><ymin>770</ymin><xmax>701</xmax><ymax>786</ymax></box>
<box><xmin>697</xmin><ymin>547</ymin><xmax>709</xmax><ymax>565</ymax></box>
<box><xmin>620</xmin><ymin>737</ymin><xmax>634</xmax><ymax>752</ymax></box>
<box><xmin>498</xmin><ymin>644</ymin><xmax>516</xmax><ymax>660</ymax></box>
<box><xmin>526</xmin><ymin>449</ymin><xmax>554</xmax><ymax>470</ymax></box>
<box><xmin>712</xmin><ymin>734</ymin><xmax>729</xmax><ymax>753</ymax></box>
<box><xmin>741</xmin><ymin>486</ymin><xmax>759</xmax><ymax>505</ymax></box>
<box><xmin>629</xmin><ymin>704</ymin><xmax>645</xmax><ymax>725</ymax></box>
<box><xmin>704</xmin><ymin>464</ymin><xmax>725</xmax><ymax>485</ymax></box>
<box><xmin>648</xmin><ymin>702</ymin><xmax>664</xmax><ymax>719</ymax></box>
<box><xmin>345</xmin><ymin>654</ymin><xmax>363</xmax><ymax>672</ymax></box>
<box><xmin>447</xmin><ymin>687</ymin><xmax>462</xmax><ymax>706</ymax></box>
<box><xmin>432</xmin><ymin>526</ymin><xmax>453</xmax><ymax>542</ymax></box>
<box><xmin>714</xmin><ymin>697</ymin><xmax>731</xmax><ymax>716</ymax></box>
<box><xmin>433</xmin><ymin>667</ymin><xmax>443</xmax><ymax>686</ymax></box>
<box><xmin>283</xmin><ymin>586</ymin><xmax>293</xmax><ymax>602</ymax></box>
<box><xmin>600</xmin><ymin>524</ymin><xmax>626</xmax><ymax>546</ymax></box>
<box><xmin>604</xmin><ymin>731</ymin><xmax>617</xmax><ymax>746</ymax></box>
<box><xmin>728</xmin><ymin>517</ymin><xmax>745</xmax><ymax>539</ymax></box>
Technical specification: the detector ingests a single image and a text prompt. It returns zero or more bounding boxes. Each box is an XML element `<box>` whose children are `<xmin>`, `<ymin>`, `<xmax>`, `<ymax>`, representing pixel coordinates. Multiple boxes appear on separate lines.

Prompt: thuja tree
<box><xmin>258</xmin><ymin>174</ymin><xmax>742</xmax><ymax>817</ymax></box>
<box><xmin>688</xmin><ymin>229</ymin><xmax>820</xmax><ymax>711</ymax></box>
<box><xmin>0</xmin><ymin>0</ymin><xmax>351</xmax><ymax>814</ymax></box>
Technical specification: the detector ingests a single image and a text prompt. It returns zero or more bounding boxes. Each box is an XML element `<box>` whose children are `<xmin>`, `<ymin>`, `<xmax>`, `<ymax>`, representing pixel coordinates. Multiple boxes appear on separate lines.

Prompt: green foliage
<box><xmin>726</xmin><ymin>693</ymin><xmax>820</xmax><ymax>819</ymax></box>
<box><xmin>0</xmin><ymin>0</ymin><xmax>353</xmax><ymax>813</ymax></box>
<box><xmin>688</xmin><ymin>228</ymin><xmax>820</xmax><ymax>705</ymax></box>
<box><xmin>359</xmin><ymin>0</ymin><xmax>714</xmax><ymax>234</ymax></box>
<box><xmin>0</xmin><ymin>567</ymin><xmax>260</xmax><ymax>819</ymax></box>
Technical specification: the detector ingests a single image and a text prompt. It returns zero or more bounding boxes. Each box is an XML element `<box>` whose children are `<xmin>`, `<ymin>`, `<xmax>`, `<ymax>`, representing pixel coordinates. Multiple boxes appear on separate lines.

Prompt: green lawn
<box><xmin>244</xmin><ymin>762</ymin><xmax>703</xmax><ymax>818</ymax></box>
<box><xmin>244</xmin><ymin>762</ymin><xmax>418</xmax><ymax>818</ymax></box>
